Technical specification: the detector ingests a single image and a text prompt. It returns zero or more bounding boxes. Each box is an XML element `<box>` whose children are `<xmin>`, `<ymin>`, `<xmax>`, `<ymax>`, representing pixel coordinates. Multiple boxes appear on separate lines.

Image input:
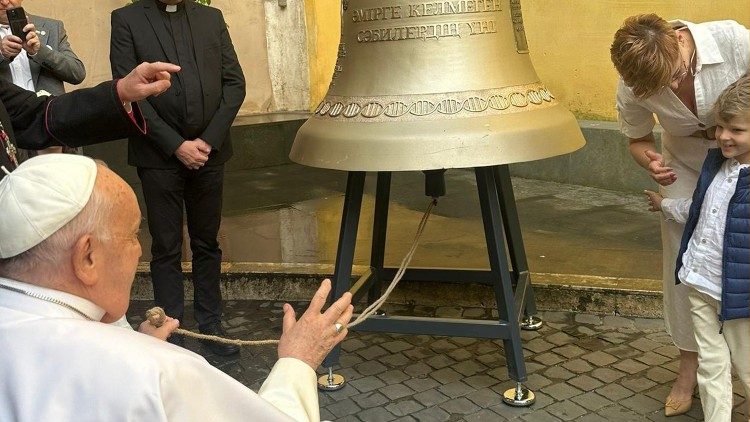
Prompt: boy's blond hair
<box><xmin>712</xmin><ymin>75</ymin><xmax>750</xmax><ymax>122</ymax></box>
<box><xmin>611</xmin><ymin>14</ymin><xmax>680</xmax><ymax>98</ymax></box>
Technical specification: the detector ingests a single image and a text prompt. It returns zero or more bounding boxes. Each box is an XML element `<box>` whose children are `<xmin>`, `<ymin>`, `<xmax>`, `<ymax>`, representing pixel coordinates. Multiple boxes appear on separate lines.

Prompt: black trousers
<box><xmin>138</xmin><ymin>165</ymin><xmax>224</xmax><ymax>327</ymax></box>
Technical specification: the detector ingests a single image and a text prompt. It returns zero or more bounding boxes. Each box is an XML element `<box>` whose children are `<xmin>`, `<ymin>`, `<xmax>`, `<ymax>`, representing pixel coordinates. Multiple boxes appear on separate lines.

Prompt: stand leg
<box><xmin>493</xmin><ymin>165</ymin><xmax>542</xmax><ymax>331</ymax></box>
<box><xmin>476</xmin><ymin>167</ymin><xmax>534</xmax><ymax>406</ymax></box>
<box><xmin>319</xmin><ymin>171</ymin><xmax>366</xmax><ymax>391</ymax></box>
<box><xmin>368</xmin><ymin>172</ymin><xmax>391</xmax><ymax>307</ymax></box>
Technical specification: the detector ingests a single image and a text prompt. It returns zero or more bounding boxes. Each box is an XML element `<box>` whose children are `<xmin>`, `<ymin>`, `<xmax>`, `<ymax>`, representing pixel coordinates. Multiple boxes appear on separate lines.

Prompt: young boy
<box><xmin>644</xmin><ymin>75</ymin><xmax>749</xmax><ymax>421</ymax></box>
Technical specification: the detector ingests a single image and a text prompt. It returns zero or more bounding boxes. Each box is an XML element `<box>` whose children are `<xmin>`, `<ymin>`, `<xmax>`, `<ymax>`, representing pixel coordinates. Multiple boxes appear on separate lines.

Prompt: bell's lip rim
<box><xmin>290</xmin><ymin>103</ymin><xmax>585</xmax><ymax>171</ymax></box>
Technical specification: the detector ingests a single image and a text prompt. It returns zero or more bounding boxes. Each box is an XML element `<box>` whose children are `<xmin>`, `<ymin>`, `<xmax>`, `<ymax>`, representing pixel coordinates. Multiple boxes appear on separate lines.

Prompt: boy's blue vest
<box><xmin>675</xmin><ymin>149</ymin><xmax>749</xmax><ymax>321</ymax></box>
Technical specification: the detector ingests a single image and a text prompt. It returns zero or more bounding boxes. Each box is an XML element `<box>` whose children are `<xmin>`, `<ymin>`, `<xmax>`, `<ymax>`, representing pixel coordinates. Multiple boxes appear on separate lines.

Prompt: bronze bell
<box><xmin>291</xmin><ymin>0</ymin><xmax>585</xmax><ymax>171</ymax></box>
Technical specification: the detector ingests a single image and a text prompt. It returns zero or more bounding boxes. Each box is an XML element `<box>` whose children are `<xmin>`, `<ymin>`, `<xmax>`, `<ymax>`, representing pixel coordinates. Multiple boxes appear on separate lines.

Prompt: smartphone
<box><xmin>6</xmin><ymin>7</ymin><xmax>29</xmax><ymax>40</ymax></box>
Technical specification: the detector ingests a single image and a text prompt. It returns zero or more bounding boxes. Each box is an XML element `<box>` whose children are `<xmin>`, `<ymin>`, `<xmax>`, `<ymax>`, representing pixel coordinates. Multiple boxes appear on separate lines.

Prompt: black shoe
<box><xmin>199</xmin><ymin>322</ymin><xmax>240</xmax><ymax>356</ymax></box>
<box><xmin>167</xmin><ymin>333</ymin><xmax>185</xmax><ymax>348</ymax></box>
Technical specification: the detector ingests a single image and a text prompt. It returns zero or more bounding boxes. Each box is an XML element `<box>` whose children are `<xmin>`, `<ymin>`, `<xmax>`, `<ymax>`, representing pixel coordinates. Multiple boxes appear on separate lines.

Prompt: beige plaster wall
<box><xmin>303</xmin><ymin>0</ymin><xmax>340</xmax><ymax>112</ymax></box>
<box><xmin>22</xmin><ymin>0</ymin><xmax>750</xmax><ymax>120</ymax></box>
<box><xmin>22</xmin><ymin>0</ymin><xmax>276</xmax><ymax>116</ymax></box>
<box><xmin>524</xmin><ymin>1</ymin><xmax>750</xmax><ymax>120</ymax></box>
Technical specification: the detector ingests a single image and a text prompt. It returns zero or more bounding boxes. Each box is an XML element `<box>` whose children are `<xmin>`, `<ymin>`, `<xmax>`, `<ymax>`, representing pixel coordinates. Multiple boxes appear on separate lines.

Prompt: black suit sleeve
<box><xmin>0</xmin><ymin>77</ymin><xmax>141</xmax><ymax>150</ymax></box>
<box><xmin>0</xmin><ymin>79</ymin><xmax>47</xmax><ymax>139</ymax></box>
<box><xmin>110</xmin><ymin>10</ymin><xmax>185</xmax><ymax>158</ymax></box>
<box><xmin>44</xmin><ymin>81</ymin><xmax>145</xmax><ymax>147</ymax></box>
<box><xmin>199</xmin><ymin>10</ymin><xmax>245</xmax><ymax>150</ymax></box>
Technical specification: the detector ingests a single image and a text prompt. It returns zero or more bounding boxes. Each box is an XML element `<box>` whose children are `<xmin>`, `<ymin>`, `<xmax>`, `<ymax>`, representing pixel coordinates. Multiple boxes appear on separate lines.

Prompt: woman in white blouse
<box><xmin>610</xmin><ymin>14</ymin><xmax>749</xmax><ymax>417</ymax></box>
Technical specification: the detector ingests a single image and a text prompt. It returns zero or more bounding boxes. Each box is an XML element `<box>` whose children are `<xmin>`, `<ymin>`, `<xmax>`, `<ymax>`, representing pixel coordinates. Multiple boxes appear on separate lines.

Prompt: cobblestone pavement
<box><xmin>128</xmin><ymin>301</ymin><xmax>747</xmax><ymax>421</ymax></box>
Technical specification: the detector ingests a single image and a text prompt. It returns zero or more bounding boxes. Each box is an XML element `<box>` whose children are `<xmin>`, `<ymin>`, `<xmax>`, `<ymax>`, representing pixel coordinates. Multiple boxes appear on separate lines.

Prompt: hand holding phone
<box><xmin>6</xmin><ymin>7</ymin><xmax>29</xmax><ymax>41</ymax></box>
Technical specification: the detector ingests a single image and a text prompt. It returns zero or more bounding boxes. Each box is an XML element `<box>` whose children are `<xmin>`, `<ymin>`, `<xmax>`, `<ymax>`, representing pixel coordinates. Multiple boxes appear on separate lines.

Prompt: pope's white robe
<box><xmin>0</xmin><ymin>277</ymin><xmax>320</xmax><ymax>421</ymax></box>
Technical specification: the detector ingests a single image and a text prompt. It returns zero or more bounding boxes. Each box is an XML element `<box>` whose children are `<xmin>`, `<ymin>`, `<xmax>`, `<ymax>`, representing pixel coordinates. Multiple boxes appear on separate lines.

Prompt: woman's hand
<box><xmin>644</xmin><ymin>150</ymin><xmax>677</xmax><ymax>186</ymax></box>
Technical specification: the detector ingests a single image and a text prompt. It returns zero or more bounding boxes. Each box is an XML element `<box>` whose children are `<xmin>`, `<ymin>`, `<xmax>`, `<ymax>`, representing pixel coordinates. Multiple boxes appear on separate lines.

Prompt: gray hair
<box><xmin>0</xmin><ymin>177</ymin><xmax>112</xmax><ymax>278</ymax></box>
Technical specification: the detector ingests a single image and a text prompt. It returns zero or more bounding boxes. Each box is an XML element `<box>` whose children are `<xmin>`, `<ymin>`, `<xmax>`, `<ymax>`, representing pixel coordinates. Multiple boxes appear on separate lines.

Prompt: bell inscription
<box><xmin>351</xmin><ymin>0</ymin><xmax>503</xmax><ymax>22</ymax></box>
<box><xmin>316</xmin><ymin>0</ymin><xmax>558</xmax><ymax>121</ymax></box>
<box><xmin>351</xmin><ymin>0</ymin><xmax>504</xmax><ymax>43</ymax></box>
<box><xmin>509</xmin><ymin>0</ymin><xmax>528</xmax><ymax>52</ymax></box>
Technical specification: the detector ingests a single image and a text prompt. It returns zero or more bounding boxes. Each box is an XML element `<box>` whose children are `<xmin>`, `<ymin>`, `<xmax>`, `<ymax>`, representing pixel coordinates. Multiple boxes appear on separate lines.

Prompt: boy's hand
<box><xmin>644</xmin><ymin>190</ymin><xmax>664</xmax><ymax>212</ymax></box>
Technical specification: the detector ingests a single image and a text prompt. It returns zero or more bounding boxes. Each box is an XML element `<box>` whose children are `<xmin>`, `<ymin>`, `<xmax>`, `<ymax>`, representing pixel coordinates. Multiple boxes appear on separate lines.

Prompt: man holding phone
<box><xmin>1</xmin><ymin>0</ymin><xmax>86</xmax><ymax>159</ymax></box>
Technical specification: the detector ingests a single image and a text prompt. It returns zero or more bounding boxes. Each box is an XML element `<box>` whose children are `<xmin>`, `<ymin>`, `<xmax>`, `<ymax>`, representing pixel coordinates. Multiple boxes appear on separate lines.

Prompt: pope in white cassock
<box><xmin>0</xmin><ymin>154</ymin><xmax>354</xmax><ymax>422</ymax></box>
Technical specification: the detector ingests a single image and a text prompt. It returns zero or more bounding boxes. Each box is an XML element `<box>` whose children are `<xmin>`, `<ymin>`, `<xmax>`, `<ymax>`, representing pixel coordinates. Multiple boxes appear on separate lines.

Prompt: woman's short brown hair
<box><xmin>611</xmin><ymin>14</ymin><xmax>680</xmax><ymax>98</ymax></box>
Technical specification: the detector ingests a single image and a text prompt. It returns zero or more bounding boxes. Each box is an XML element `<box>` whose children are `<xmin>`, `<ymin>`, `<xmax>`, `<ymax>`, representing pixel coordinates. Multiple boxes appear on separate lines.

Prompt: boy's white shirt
<box><xmin>661</xmin><ymin>197</ymin><xmax>692</xmax><ymax>224</ymax></box>
<box><xmin>661</xmin><ymin>158</ymin><xmax>749</xmax><ymax>300</ymax></box>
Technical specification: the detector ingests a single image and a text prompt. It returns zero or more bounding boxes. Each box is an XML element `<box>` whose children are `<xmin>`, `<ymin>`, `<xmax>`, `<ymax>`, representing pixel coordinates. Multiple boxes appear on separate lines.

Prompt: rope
<box><xmin>347</xmin><ymin>198</ymin><xmax>437</xmax><ymax>328</ymax></box>
<box><xmin>144</xmin><ymin>198</ymin><xmax>437</xmax><ymax>346</ymax></box>
<box><xmin>145</xmin><ymin>307</ymin><xmax>279</xmax><ymax>346</ymax></box>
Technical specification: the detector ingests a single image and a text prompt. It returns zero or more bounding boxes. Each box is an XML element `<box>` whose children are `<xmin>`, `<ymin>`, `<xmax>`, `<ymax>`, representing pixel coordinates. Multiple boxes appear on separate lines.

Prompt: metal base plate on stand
<box><xmin>520</xmin><ymin>315</ymin><xmax>543</xmax><ymax>331</ymax></box>
<box><xmin>503</xmin><ymin>383</ymin><xmax>536</xmax><ymax>407</ymax></box>
<box><xmin>318</xmin><ymin>372</ymin><xmax>346</xmax><ymax>391</ymax></box>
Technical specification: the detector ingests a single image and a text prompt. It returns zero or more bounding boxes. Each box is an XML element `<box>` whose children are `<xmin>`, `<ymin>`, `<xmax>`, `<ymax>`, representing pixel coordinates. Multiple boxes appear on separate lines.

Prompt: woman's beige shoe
<box><xmin>664</xmin><ymin>395</ymin><xmax>693</xmax><ymax>417</ymax></box>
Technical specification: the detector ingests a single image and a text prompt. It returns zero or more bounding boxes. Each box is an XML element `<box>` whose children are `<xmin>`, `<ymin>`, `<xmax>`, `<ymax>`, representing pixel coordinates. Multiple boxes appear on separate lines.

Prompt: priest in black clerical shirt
<box><xmin>110</xmin><ymin>0</ymin><xmax>246</xmax><ymax>356</ymax></box>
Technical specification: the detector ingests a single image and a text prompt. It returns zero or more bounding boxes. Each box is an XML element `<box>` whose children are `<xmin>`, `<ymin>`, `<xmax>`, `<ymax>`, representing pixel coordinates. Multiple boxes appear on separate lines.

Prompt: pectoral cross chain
<box><xmin>0</xmin><ymin>122</ymin><xmax>18</xmax><ymax>169</ymax></box>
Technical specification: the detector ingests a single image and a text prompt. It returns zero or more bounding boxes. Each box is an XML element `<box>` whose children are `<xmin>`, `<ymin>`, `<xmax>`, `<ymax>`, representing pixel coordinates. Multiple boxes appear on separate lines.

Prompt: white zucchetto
<box><xmin>0</xmin><ymin>154</ymin><xmax>97</xmax><ymax>258</ymax></box>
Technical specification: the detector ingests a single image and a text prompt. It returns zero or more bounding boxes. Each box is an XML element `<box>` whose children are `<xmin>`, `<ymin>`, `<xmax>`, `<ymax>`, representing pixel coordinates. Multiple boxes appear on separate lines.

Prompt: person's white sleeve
<box><xmin>158</xmin><ymin>351</ymin><xmax>297</xmax><ymax>421</ymax></box>
<box><xmin>259</xmin><ymin>358</ymin><xmax>320</xmax><ymax>422</ymax></box>
<box><xmin>730</xmin><ymin>21</ymin><xmax>749</xmax><ymax>71</ymax></box>
<box><xmin>616</xmin><ymin>79</ymin><xmax>655</xmax><ymax>139</ymax></box>
<box><xmin>661</xmin><ymin>198</ymin><xmax>692</xmax><ymax>224</ymax></box>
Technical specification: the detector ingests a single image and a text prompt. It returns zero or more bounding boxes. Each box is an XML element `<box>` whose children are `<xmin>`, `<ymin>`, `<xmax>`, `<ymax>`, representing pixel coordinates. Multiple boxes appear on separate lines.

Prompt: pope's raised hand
<box><xmin>277</xmin><ymin>279</ymin><xmax>354</xmax><ymax>369</ymax></box>
<box><xmin>117</xmin><ymin>62</ymin><xmax>181</xmax><ymax>103</ymax></box>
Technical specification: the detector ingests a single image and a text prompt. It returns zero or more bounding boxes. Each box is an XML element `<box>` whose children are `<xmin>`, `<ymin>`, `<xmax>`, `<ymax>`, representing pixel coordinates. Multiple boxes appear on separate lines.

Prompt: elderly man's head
<box><xmin>0</xmin><ymin>155</ymin><xmax>142</xmax><ymax>322</ymax></box>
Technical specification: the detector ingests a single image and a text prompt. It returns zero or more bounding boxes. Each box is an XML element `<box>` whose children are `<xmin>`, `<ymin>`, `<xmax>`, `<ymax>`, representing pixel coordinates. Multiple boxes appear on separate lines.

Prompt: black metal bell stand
<box><xmin>318</xmin><ymin>164</ymin><xmax>541</xmax><ymax>407</ymax></box>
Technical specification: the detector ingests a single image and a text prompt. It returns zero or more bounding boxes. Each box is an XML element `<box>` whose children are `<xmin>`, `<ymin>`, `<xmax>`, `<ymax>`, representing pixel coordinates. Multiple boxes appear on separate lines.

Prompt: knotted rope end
<box><xmin>145</xmin><ymin>307</ymin><xmax>168</xmax><ymax>328</ymax></box>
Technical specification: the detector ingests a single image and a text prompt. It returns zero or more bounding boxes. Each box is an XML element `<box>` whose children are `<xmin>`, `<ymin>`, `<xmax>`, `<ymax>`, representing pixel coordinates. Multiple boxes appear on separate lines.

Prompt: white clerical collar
<box><xmin>0</xmin><ymin>277</ymin><xmax>106</xmax><ymax>321</ymax></box>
